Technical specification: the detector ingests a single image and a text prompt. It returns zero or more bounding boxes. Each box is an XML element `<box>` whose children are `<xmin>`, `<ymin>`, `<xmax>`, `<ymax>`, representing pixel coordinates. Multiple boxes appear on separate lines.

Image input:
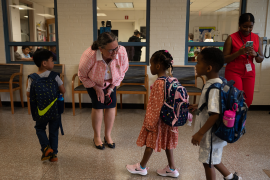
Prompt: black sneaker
<box><xmin>224</xmin><ymin>172</ymin><xmax>242</xmax><ymax>180</ymax></box>
<box><xmin>41</xmin><ymin>145</ymin><xmax>53</xmax><ymax>161</ymax></box>
<box><xmin>50</xmin><ymin>154</ymin><xmax>58</xmax><ymax>162</ymax></box>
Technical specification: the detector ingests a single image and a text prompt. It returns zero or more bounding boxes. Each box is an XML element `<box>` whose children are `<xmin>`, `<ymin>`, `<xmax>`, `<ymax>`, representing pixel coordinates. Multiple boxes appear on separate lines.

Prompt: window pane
<box><xmin>97</xmin><ymin>0</ymin><xmax>147</xmax><ymax>42</ymax></box>
<box><xmin>123</xmin><ymin>46</ymin><xmax>146</xmax><ymax>62</ymax></box>
<box><xmin>10</xmin><ymin>46</ymin><xmax>57</xmax><ymax>61</ymax></box>
<box><xmin>189</xmin><ymin>0</ymin><xmax>240</xmax><ymax>42</ymax></box>
<box><xmin>188</xmin><ymin>46</ymin><xmax>223</xmax><ymax>62</ymax></box>
<box><xmin>7</xmin><ymin>0</ymin><xmax>55</xmax><ymax>42</ymax></box>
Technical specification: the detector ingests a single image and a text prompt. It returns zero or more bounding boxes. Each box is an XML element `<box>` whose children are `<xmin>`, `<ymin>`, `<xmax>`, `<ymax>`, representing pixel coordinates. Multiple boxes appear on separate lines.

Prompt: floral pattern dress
<box><xmin>136</xmin><ymin>79</ymin><xmax>178</xmax><ymax>152</ymax></box>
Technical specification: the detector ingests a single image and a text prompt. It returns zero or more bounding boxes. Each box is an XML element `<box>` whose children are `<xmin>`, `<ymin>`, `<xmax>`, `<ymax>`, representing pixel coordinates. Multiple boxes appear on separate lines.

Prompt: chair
<box><xmin>72</xmin><ymin>73</ymin><xmax>88</xmax><ymax>116</ymax></box>
<box><xmin>27</xmin><ymin>64</ymin><xmax>65</xmax><ymax>115</ymax></box>
<box><xmin>171</xmin><ymin>66</ymin><xmax>205</xmax><ymax>104</ymax></box>
<box><xmin>0</xmin><ymin>64</ymin><xmax>24</xmax><ymax>114</ymax></box>
<box><xmin>116</xmin><ymin>65</ymin><xmax>149</xmax><ymax>115</ymax></box>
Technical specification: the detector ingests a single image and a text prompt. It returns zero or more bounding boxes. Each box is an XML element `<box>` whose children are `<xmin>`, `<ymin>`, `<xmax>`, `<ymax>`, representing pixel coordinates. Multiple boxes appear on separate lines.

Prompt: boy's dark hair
<box><xmin>22</xmin><ymin>46</ymin><xmax>30</xmax><ymax>50</ymax></box>
<box><xmin>188</xmin><ymin>33</ymin><xmax>194</xmax><ymax>40</ymax></box>
<box><xmin>239</xmin><ymin>13</ymin><xmax>255</xmax><ymax>26</ymax></box>
<box><xmin>151</xmin><ymin>50</ymin><xmax>173</xmax><ymax>72</ymax></box>
<box><xmin>200</xmin><ymin>48</ymin><xmax>224</xmax><ymax>73</ymax></box>
<box><xmin>33</xmin><ymin>49</ymin><xmax>53</xmax><ymax>67</ymax></box>
<box><xmin>134</xmin><ymin>30</ymin><xmax>141</xmax><ymax>36</ymax></box>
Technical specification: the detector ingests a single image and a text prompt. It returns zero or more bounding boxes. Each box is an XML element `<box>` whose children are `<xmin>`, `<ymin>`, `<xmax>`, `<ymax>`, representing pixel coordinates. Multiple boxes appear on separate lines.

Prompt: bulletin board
<box><xmin>194</xmin><ymin>26</ymin><xmax>216</xmax><ymax>42</ymax></box>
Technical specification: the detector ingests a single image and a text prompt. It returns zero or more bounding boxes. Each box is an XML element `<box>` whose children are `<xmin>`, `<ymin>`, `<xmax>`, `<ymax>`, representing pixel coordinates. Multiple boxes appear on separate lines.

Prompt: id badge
<box><xmin>246</xmin><ymin>63</ymin><xmax>252</xmax><ymax>72</ymax></box>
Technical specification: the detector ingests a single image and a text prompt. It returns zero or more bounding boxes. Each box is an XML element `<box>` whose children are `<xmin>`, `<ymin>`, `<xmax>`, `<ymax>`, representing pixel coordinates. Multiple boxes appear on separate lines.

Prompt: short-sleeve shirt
<box><xmin>193</xmin><ymin>78</ymin><xmax>227</xmax><ymax>149</ymax></box>
<box><xmin>26</xmin><ymin>70</ymin><xmax>63</xmax><ymax>92</ymax></box>
<box><xmin>21</xmin><ymin>53</ymin><xmax>31</xmax><ymax>58</ymax></box>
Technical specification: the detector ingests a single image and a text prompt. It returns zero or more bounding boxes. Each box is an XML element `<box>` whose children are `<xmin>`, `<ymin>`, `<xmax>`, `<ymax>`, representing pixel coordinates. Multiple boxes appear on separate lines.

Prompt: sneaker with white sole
<box><xmin>157</xmin><ymin>165</ymin><xmax>179</xmax><ymax>178</ymax></box>
<box><xmin>224</xmin><ymin>172</ymin><xmax>242</xmax><ymax>180</ymax></box>
<box><xmin>126</xmin><ymin>163</ymin><xmax>148</xmax><ymax>176</ymax></box>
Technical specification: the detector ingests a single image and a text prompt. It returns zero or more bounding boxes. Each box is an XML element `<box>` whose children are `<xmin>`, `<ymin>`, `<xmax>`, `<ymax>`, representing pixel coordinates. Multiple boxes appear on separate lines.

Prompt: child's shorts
<box><xmin>199</xmin><ymin>146</ymin><xmax>224</xmax><ymax>165</ymax></box>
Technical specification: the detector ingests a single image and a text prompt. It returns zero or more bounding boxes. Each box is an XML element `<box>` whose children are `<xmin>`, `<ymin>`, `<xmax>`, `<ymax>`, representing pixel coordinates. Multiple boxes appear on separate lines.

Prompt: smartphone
<box><xmin>103</xmin><ymin>89</ymin><xmax>112</xmax><ymax>106</ymax></box>
<box><xmin>245</xmin><ymin>41</ymin><xmax>253</xmax><ymax>47</ymax></box>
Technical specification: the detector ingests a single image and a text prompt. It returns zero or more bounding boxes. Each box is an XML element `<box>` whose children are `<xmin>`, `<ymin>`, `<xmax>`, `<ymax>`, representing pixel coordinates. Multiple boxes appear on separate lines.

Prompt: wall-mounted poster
<box><xmin>140</xmin><ymin>26</ymin><xmax>146</xmax><ymax>39</ymax></box>
<box><xmin>194</xmin><ymin>27</ymin><xmax>199</xmax><ymax>34</ymax></box>
<box><xmin>222</xmin><ymin>34</ymin><xmax>228</xmax><ymax>41</ymax></box>
<box><xmin>196</xmin><ymin>26</ymin><xmax>216</xmax><ymax>42</ymax></box>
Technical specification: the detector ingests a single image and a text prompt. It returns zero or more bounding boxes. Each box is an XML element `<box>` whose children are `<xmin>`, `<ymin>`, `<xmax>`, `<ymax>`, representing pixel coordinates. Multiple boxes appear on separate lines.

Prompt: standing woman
<box><xmin>78</xmin><ymin>32</ymin><xmax>129</xmax><ymax>150</ymax></box>
<box><xmin>223</xmin><ymin>13</ymin><xmax>264</xmax><ymax>107</ymax></box>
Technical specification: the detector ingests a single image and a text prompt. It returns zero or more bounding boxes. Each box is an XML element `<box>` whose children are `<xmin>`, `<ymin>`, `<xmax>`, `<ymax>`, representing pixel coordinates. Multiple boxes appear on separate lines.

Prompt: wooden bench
<box><xmin>0</xmin><ymin>64</ymin><xmax>24</xmax><ymax>114</ymax></box>
<box><xmin>71</xmin><ymin>73</ymin><xmax>88</xmax><ymax>116</ymax></box>
<box><xmin>116</xmin><ymin>65</ymin><xmax>149</xmax><ymax>115</ymax></box>
<box><xmin>171</xmin><ymin>65</ymin><xmax>205</xmax><ymax>104</ymax></box>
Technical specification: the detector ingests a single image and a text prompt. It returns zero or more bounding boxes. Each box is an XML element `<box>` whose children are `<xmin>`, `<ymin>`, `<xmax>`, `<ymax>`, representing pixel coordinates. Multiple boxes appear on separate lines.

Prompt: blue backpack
<box><xmin>198</xmin><ymin>77</ymin><xmax>248</xmax><ymax>166</ymax></box>
<box><xmin>29</xmin><ymin>71</ymin><xmax>60</xmax><ymax>121</ymax></box>
<box><xmin>159</xmin><ymin>76</ymin><xmax>189</xmax><ymax>127</ymax></box>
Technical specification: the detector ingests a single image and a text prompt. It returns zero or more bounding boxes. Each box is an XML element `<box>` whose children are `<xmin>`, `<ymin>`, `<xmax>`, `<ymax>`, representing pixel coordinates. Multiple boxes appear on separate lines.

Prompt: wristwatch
<box><xmin>108</xmin><ymin>88</ymin><xmax>114</xmax><ymax>92</ymax></box>
<box><xmin>256</xmin><ymin>52</ymin><xmax>259</xmax><ymax>57</ymax></box>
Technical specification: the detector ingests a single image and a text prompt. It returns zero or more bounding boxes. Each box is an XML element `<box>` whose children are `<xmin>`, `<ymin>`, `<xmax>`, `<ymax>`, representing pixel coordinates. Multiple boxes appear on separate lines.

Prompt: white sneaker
<box><xmin>126</xmin><ymin>163</ymin><xmax>149</xmax><ymax>176</ymax></box>
<box><xmin>157</xmin><ymin>165</ymin><xmax>179</xmax><ymax>178</ymax></box>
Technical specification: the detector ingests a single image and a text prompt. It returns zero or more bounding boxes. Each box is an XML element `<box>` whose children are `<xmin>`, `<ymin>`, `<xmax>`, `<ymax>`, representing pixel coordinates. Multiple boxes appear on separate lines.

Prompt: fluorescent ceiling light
<box><xmin>215</xmin><ymin>2</ymin><xmax>240</xmax><ymax>12</ymax></box>
<box><xmin>114</xmin><ymin>2</ymin><xmax>134</xmax><ymax>8</ymax></box>
<box><xmin>97</xmin><ymin>13</ymin><xmax>107</xmax><ymax>16</ymax></box>
<box><xmin>37</xmin><ymin>14</ymin><xmax>55</xmax><ymax>18</ymax></box>
<box><xmin>24</xmin><ymin>16</ymin><xmax>28</xmax><ymax>18</ymax></box>
<box><xmin>9</xmin><ymin>5</ymin><xmax>34</xmax><ymax>10</ymax></box>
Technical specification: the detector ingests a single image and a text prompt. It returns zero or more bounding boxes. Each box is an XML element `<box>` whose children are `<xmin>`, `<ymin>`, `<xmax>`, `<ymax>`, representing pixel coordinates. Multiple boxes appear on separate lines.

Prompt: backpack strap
<box><xmin>28</xmin><ymin>73</ymin><xmax>40</xmax><ymax>81</ymax></box>
<box><xmin>48</xmin><ymin>71</ymin><xmax>60</xmax><ymax>80</ymax></box>
<box><xmin>197</xmin><ymin>82</ymin><xmax>222</xmax><ymax>168</ymax></box>
<box><xmin>197</xmin><ymin>83</ymin><xmax>221</xmax><ymax>114</ymax></box>
<box><xmin>158</xmin><ymin>76</ymin><xmax>170</xmax><ymax>101</ymax></box>
<box><xmin>227</xmin><ymin>80</ymin><xmax>235</xmax><ymax>87</ymax></box>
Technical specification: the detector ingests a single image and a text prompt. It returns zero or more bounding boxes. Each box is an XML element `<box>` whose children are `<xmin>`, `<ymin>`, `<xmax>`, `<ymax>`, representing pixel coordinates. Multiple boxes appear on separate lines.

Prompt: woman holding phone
<box><xmin>223</xmin><ymin>13</ymin><xmax>264</xmax><ymax>107</ymax></box>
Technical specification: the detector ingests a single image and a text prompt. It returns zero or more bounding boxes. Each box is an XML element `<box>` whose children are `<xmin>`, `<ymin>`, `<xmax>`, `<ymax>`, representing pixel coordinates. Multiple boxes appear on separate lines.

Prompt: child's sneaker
<box><xmin>224</xmin><ymin>172</ymin><xmax>242</xmax><ymax>180</ymax></box>
<box><xmin>126</xmin><ymin>163</ymin><xmax>149</xmax><ymax>176</ymax></box>
<box><xmin>157</xmin><ymin>165</ymin><xmax>179</xmax><ymax>178</ymax></box>
<box><xmin>50</xmin><ymin>154</ymin><xmax>58</xmax><ymax>162</ymax></box>
<box><xmin>41</xmin><ymin>145</ymin><xmax>53</xmax><ymax>161</ymax></box>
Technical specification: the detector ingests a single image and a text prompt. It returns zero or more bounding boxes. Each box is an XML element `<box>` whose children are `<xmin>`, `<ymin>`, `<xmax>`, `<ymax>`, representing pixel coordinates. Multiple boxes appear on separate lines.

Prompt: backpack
<box><xmin>197</xmin><ymin>77</ymin><xmax>248</xmax><ymax>166</ymax></box>
<box><xmin>159</xmin><ymin>76</ymin><xmax>189</xmax><ymax>127</ymax></box>
<box><xmin>198</xmin><ymin>76</ymin><xmax>248</xmax><ymax>143</ymax></box>
<box><xmin>29</xmin><ymin>71</ymin><xmax>60</xmax><ymax>121</ymax></box>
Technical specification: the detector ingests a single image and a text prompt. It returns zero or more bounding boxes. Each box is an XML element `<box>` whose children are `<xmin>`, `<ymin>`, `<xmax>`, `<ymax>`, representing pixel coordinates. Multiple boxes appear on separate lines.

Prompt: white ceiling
<box><xmin>26</xmin><ymin>0</ymin><xmax>54</xmax><ymax>8</ymax></box>
<box><xmin>22</xmin><ymin>0</ymin><xmax>241</xmax><ymax>14</ymax></box>
<box><xmin>190</xmin><ymin>0</ymin><xmax>240</xmax><ymax>15</ymax></box>
<box><xmin>98</xmin><ymin>0</ymin><xmax>240</xmax><ymax>15</ymax></box>
<box><xmin>97</xmin><ymin>0</ymin><xmax>146</xmax><ymax>11</ymax></box>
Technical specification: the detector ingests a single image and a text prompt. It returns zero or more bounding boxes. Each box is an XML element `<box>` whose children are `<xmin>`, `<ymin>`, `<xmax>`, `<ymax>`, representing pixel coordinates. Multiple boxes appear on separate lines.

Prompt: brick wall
<box><xmin>57</xmin><ymin>0</ymin><xmax>93</xmax><ymax>103</ymax></box>
<box><xmin>247</xmin><ymin>0</ymin><xmax>270</xmax><ymax>105</ymax></box>
<box><xmin>0</xmin><ymin>2</ymin><xmax>5</xmax><ymax>64</ymax></box>
<box><xmin>147</xmin><ymin>0</ymin><xmax>188</xmax><ymax>103</ymax></box>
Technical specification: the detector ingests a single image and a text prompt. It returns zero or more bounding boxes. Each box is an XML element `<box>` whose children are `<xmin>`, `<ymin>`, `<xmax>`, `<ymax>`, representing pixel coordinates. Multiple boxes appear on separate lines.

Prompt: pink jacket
<box><xmin>78</xmin><ymin>46</ymin><xmax>129</xmax><ymax>89</ymax></box>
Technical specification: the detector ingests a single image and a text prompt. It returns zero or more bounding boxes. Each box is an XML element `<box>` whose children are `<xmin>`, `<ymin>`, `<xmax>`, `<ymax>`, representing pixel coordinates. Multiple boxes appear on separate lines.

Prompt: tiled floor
<box><xmin>0</xmin><ymin>107</ymin><xmax>270</xmax><ymax>180</ymax></box>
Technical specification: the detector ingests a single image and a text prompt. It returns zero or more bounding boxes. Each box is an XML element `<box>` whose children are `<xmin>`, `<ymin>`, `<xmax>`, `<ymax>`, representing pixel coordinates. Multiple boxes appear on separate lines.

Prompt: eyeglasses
<box><xmin>105</xmin><ymin>46</ymin><xmax>119</xmax><ymax>54</ymax></box>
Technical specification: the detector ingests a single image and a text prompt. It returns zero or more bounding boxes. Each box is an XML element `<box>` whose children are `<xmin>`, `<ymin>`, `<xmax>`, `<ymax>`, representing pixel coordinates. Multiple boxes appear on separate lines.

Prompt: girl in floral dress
<box><xmin>126</xmin><ymin>50</ymin><xmax>179</xmax><ymax>178</ymax></box>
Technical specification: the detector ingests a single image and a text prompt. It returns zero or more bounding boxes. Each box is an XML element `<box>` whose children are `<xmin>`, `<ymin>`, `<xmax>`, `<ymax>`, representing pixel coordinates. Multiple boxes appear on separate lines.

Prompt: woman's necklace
<box><xmin>103</xmin><ymin>57</ymin><xmax>112</xmax><ymax>74</ymax></box>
